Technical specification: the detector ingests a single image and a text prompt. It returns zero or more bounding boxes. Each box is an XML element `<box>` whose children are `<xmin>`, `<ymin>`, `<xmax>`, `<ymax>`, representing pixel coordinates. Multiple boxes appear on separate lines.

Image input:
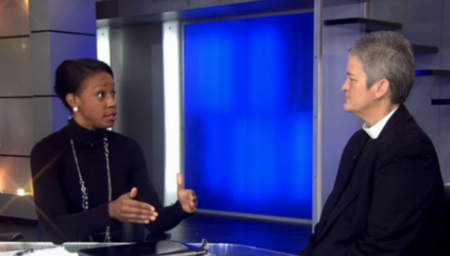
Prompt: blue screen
<box><xmin>184</xmin><ymin>13</ymin><xmax>314</xmax><ymax>219</ymax></box>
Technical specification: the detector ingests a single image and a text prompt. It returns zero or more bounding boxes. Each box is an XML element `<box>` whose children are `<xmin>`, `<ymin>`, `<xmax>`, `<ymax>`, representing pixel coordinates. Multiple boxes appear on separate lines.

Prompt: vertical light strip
<box><xmin>362</xmin><ymin>0</ymin><xmax>370</xmax><ymax>18</ymax></box>
<box><xmin>96</xmin><ymin>28</ymin><xmax>111</xmax><ymax>66</ymax></box>
<box><xmin>96</xmin><ymin>27</ymin><xmax>113</xmax><ymax>131</ymax></box>
<box><xmin>163</xmin><ymin>21</ymin><xmax>181</xmax><ymax>205</ymax></box>
<box><xmin>313</xmin><ymin>0</ymin><xmax>324</xmax><ymax>227</ymax></box>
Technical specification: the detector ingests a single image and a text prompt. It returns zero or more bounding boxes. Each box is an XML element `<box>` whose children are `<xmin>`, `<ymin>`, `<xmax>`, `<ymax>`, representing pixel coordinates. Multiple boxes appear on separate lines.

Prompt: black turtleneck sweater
<box><xmin>30</xmin><ymin>118</ymin><xmax>190</xmax><ymax>243</ymax></box>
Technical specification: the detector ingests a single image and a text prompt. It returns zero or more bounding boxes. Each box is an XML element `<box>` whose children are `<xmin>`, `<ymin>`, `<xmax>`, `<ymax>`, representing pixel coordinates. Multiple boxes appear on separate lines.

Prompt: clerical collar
<box><xmin>65</xmin><ymin>117</ymin><xmax>107</xmax><ymax>146</ymax></box>
<box><xmin>362</xmin><ymin>107</ymin><xmax>398</xmax><ymax>139</ymax></box>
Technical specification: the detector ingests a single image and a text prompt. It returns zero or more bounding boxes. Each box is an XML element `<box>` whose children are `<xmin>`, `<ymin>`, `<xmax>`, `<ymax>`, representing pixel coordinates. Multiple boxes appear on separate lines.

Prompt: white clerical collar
<box><xmin>362</xmin><ymin>107</ymin><xmax>398</xmax><ymax>139</ymax></box>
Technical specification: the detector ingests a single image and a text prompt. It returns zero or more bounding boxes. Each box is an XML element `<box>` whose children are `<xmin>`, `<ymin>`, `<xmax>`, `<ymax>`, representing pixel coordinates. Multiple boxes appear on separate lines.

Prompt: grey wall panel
<box><xmin>0</xmin><ymin>38</ymin><xmax>32</xmax><ymax>96</ymax></box>
<box><xmin>321</xmin><ymin>3</ymin><xmax>363</xmax><ymax>207</ymax></box>
<box><xmin>404</xmin><ymin>76</ymin><xmax>440</xmax><ymax>156</ymax></box>
<box><xmin>30</xmin><ymin>0</ymin><xmax>96</xmax><ymax>35</ymax></box>
<box><xmin>0</xmin><ymin>0</ymin><xmax>29</xmax><ymax>37</ymax></box>
<box><xmin>389</xmin><ymin>0</ymin><xmax>442</xmax><ymax>157</ymax></box>
<box><xmin>28</xmin><ymin>0</ymin><xmax>50</xmax><ymax>32</ymax></box>
<box><xmin>32</xmin><ymin>97</ymin><xmax>71</xmax><ymax>145</ymax></box>
<box><xmin>368</xmin><ymin>0</ymin><xmax>442</xmax><ymax>70</ymax></box>
<box><xmin>32</xmin><ymin>98</ymin><xmax>53</xmax><ymax>145</ymax></box>
<box><xmin>438</xmin><ymin>93</ymin><xmax>450</xmax><ymax>181</ymax></box>
<box><xmin>30</xmin><ymin>33</ymin><xmax>51</xmax><ymax>96</ymax></box>
<box><xmin>148</xmin><ymin>43</ymin><xmax>165</xmax><ymax>201</ymax></box>
<box><xmin>368</xmin><ymin>0</ymin><xmax>441</xmax><ymax>46</ymax></box>
<box><xmin>437</xmin><ymin>0</ymin><xmax>450</xmax><ymax>181</ymax></box>
<box><xmin>442</xmin><ymin>0</ymin><xmax>450</xmax><ymax>70</ymax></box>
<box><xmin>32</xmin><ymin>97</ymin><xmax>69</xmax><ymax>145</ymax></box>
<box><xmin>323</xmin><ymin>3</ymin><xmax>363</xmax><ymax>19</ymax></box>
<box><xmin>0</xmin><ymin>99</ymin><xmax>33</xmax><ymax>156</ymax></box>
<box><xmin>0</xmin><ymin>194</ymin><xmax>37</xmax><ymax>220</ymax></box>
<box><xmin>110</xmin><ymin>24</ymin><xmax>166</xmax><ymax>202</ymax></box>
<box><xmin>370</xmin><ymin>0</ymin><xmax>450</xmax><ymax>181</ymax></box>
<box><xmin>31</xmin><ymin>32</ymin><xmax>96</xmax><ymax>96</ymax></box>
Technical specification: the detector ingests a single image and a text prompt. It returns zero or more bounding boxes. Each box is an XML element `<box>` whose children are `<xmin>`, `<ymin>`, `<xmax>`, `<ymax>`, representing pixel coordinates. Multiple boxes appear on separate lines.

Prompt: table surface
<box><xmin>0</xmin><ymin>241</ymin><xmax>297</xmax><ymax>256</ymax></box>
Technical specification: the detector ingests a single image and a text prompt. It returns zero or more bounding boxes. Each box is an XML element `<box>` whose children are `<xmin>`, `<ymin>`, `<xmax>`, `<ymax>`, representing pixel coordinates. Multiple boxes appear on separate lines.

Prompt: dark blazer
<box><xmin>301</xmin><ymin>104</ymin><xmax>446</xmax><ymax>256</ymax></box>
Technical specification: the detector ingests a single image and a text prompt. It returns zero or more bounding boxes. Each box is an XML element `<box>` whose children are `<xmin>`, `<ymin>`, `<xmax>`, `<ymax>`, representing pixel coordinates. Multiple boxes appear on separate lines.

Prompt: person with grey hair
<box><xmin>299</xmin><ymin>31</ymin><xmax>445</xmax><ymax>256</ymax></box>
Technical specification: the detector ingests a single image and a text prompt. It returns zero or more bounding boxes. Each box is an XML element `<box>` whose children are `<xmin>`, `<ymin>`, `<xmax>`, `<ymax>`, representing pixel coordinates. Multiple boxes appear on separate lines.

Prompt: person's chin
<box><xmin>102</xmin><ymin>116</ymin><xmax>116</xmax><ymax>128</ymax></box>
<box><xmin>96</xmin><ymin>121</ymin><xmax>114</xmax><ymax>130</ymax></box>
<box><xmin>343</xmin><ymin>103</ymin><xmax>352</xmax><ymax>112</ymax></box>
<box><xmin>104</xmin><ymin>122</ymin><xmax>115</xmax><ymax>129</ymax></box>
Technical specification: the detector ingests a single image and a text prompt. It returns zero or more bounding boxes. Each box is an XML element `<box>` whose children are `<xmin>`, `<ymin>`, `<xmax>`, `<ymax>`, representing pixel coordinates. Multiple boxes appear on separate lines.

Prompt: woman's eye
<box><xmin>97</xmin><ymin>92</ymin><xmax>105</xmax><ymax>98</ymax></box>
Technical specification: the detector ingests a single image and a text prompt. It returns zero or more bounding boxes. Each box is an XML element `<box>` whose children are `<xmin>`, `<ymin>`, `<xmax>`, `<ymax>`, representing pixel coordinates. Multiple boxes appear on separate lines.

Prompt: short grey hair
<box><xmin>348</xmin><ymin>31</ymin><xmax>415</xmax><ymax>104</ymax></box>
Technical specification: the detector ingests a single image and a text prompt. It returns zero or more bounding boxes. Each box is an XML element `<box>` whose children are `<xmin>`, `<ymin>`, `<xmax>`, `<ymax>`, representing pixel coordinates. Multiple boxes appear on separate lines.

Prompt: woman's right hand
<box><xmin>108</xmin><ymin>187</ymin><xmax>158</xmax><ymax>224</ymax></box>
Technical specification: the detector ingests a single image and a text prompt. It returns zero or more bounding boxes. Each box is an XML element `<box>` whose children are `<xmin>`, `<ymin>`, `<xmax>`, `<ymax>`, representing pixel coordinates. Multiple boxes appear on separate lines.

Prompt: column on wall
<box><xmin>314</xmin><ymin>2</ymin><xmax>364</xmax><ymax>223</ymax></box>
<box><xmin>0</xmin><ymin>0</ymin><xmax>97</xmax><ymax>220</ymax></box>
<box><xmin>29</xmin><ymin>0</ymin><xmax>97</xmax><ymax>144</ymax></box>
<box><xmin>0</xmin><ymin>0</ymin><xmax>34</xmax><ymax>219</ymax></box>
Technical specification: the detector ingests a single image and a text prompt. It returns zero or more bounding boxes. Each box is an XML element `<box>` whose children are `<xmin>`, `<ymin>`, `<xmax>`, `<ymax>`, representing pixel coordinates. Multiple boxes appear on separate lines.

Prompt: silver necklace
<box><xmin>70</xmin><ymin>136</ymin><xmax>112</xmax><ymax>242</ymax></box>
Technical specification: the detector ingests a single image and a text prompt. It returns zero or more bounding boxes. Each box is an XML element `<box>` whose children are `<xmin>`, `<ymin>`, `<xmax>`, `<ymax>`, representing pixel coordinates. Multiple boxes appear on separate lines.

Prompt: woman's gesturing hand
<box><xmin>109</xmin><ymin>187</ymin><xmax>158</xmax><ymax>224</ymax></box>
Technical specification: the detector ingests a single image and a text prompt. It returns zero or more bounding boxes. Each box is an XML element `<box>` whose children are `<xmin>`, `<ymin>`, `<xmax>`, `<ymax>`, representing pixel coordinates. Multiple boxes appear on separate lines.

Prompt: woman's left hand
<box><xmin>177</xmin><ymin>173</ymin><xmax>198</xmax><ymax>213</ymax></box>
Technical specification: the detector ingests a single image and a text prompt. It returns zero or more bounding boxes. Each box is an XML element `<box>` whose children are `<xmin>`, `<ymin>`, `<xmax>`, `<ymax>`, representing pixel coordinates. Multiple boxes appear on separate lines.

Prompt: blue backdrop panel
<box><xmin>184</xmin><ymin>13</ymin><xmax>313</xmax><ymax>219</ymax></box>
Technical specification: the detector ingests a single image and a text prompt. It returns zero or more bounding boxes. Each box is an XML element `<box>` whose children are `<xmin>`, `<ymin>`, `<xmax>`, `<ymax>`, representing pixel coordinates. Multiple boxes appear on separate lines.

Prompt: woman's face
<box><xmin>68</xmin><ymin>71</ymin><xmax>117</xmax><ymax>130</ymax></box>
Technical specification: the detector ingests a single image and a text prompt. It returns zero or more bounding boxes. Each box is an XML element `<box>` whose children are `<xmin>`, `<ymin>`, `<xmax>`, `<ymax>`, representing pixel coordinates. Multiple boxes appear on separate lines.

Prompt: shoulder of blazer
<box><xmin>348</xmin><ymin>129</ymin><xmax>367</xmax><ymax>143</ymax></box>
<box><xmin>376</xmin><ymin>104</ymin><xmax>425</xmax><ymax>143</ymax></box>
<box><xmin>343</xmin><ymin>129</ymin><xmax>368</xmax><ymax>153</ymax></box>
<box><xmin>374</xmin><ymin>106</ymin><xmax>437</xmax><ymax>168</ymax></box>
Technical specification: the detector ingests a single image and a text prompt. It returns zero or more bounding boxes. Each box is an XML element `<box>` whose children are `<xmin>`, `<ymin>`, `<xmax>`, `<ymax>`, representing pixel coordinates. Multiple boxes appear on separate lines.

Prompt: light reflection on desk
<box><xmin>0</xmin><ymin>242</ymin><xmax>296</xmax><ymax>256</ymax></box>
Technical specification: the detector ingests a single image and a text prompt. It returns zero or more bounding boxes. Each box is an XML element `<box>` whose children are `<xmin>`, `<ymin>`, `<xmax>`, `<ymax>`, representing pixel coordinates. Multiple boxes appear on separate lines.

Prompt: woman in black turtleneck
<box><xmin>30</xmin><ymin>58</ymin><xmax>197</xmax><ymax>244</ymax></box>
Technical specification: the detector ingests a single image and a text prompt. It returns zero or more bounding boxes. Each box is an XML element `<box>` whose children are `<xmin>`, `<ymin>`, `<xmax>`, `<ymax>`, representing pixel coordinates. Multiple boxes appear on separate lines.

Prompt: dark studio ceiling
<box><xmin>96</xmin><ymin>0</ymin><xmax>366</xmax><ymax>27</ymax></box>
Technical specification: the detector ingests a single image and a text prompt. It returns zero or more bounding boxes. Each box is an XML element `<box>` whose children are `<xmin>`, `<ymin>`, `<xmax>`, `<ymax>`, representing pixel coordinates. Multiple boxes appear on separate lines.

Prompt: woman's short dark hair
<box><xmin>54</xmin><ymin>58</ymin><xmax>114</xmax><ymax>111</ymax></box>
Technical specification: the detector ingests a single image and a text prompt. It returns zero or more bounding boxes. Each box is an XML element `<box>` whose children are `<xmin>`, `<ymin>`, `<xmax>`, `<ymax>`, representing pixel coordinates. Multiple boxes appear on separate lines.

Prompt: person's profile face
<box><xmin>341</xmin><ymin>55</ymin><xmax>376</xmax><ymax>116</ymax></box>
<box><xmin>74</xmin><ymin>71</ymin><xmax>117</xmax><ymax>130</ymax></box>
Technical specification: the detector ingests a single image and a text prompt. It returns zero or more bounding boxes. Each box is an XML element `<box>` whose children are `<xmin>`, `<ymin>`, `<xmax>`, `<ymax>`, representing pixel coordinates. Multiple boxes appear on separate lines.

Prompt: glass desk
<box><xmin>0</xmin><ymin>242</ymin><xmax>297</xmax><ymax>256</ymax></box>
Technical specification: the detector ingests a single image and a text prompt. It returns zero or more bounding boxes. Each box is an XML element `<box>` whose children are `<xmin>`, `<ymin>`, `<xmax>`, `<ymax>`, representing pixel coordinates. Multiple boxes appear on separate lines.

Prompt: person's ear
<box><xmin>66</xmin><ymin>93</ymin><xmax>79</xmax><ymax>113</ymax></box>
<box><xmin>373</xmin><ymin>79</ymin><xmax>390</xmax><ymax>100</ymax></box>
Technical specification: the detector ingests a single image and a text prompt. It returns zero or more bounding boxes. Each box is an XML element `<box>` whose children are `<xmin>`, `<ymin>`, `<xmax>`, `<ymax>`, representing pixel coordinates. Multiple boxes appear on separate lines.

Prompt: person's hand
<box><xmin>177</xmin><ymin>173</ymin><xmax>198</xmax><ymax>213</ymax></box>
<box><xmin>109</xmin><ymin>187</ymin><xmax>158</xmax><ymax>224</ymax></box>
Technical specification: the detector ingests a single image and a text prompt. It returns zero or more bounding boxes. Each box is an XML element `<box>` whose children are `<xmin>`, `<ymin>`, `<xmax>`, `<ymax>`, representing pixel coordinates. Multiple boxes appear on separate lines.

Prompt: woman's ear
<box><xmin>66</xmin><ymin>93</ymin><xmax>78</xmax><ymax>109</ymax></box>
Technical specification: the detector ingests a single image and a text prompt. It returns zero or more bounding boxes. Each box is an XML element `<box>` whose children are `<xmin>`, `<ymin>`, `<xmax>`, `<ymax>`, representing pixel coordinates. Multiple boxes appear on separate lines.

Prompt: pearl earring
<box><xmin>73</xmin><ymin>106</ymin><xmax>79</xmax><ymax>112</ymax></box>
